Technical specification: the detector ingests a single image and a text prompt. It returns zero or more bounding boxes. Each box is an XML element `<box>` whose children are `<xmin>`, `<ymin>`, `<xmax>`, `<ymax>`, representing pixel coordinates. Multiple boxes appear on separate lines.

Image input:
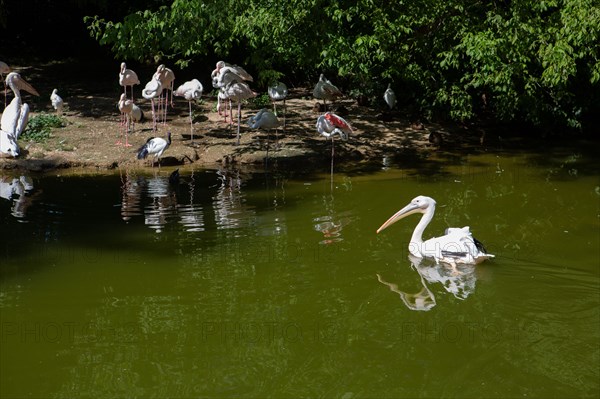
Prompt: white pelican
<box><xmin>383</xmin><ymin>83</ymin><xmax>396</xmax><ymax>110</ymax></box>
<box><xmin>248</xmin><ymin>108</ymin><xmax>281</xmax><ymax>149</ymax></box>
<box><xmin>117</xmin><ymin>93</ymin><xmax>133</xmax><ymax>146</ymax></box>
<box><xmin>50</xmin><ymin>89</ymin><xmax>64</xmax><ymax>116</ymax></box>
<box><xmin>119</xmin><ymin>62</ymin><xmax>140</xmax><ymax>101</ymax></box>
<box><xmin>313</xmin><ymin>74</ymin><xmax>343</xmax><ymax>110</ymax></box>
<box><xmin>268</xmin><ymin>81</ymin><xmax>288</xmax><ymax>128</ymax></box>
<box><xmin>142</xmin><ymin>77</ymin><xmax>163</xmax><ymax>132</ymax></box>
<box><xmin>137</xmin><ymin>131</ymin><xmax>171</xmax><ymax>167</ymax></box>
<box><xmin>1</xmin><ymin>72</ymin><xmax>39</xmax><ymax>157</ymax></box>
<box><xmin>221</xmin><ymin>81</ymin><xmax>257</xmax><ymax>145</ymax></box>
<box><xmin>174</xmin><ymin>79</ymin><xmax>203</xmax><ymax>144</ymax></box>
<box><xmin>377</xmin><ymin>195</ymin><xmax>494</xmax><ymax>265</ymax></box>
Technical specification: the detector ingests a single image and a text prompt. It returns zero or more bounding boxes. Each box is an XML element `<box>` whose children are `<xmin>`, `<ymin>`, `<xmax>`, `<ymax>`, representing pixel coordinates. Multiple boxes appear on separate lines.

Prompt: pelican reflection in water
<box><xmin>0</xmin><ymin>175</ymin><xmax>38</xmax><ymax>218</ymax></box>
<box><xmin>377</xmin><ymin>255</ymin><xmax>478</xmax><ymax>311</ymax></box>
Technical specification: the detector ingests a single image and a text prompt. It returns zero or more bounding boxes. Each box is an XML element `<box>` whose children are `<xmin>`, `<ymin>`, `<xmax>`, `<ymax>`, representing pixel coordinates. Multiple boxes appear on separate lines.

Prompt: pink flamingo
<box><xmin>174</xmin><ymin>79</ymin><xmax>203</xmax><ymax>144</ymax></box>
<box><xmin>117</xmin><ymin>93</ymin><xmax>133</xmax><ymax>146</ymax></box>
<box><xmin>119</xmin><ymin>62</ymin><xmax>140</xmax><ymax>101</ymax></box>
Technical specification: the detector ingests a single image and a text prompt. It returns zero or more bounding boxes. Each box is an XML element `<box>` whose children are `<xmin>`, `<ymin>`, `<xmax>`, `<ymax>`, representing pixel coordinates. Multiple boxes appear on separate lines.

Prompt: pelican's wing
<box><xmin>1</xmin><ymin>97</ymin><xmax>20</xmax><ymax>137</ymax></box>
<box><xmin>15</xmin><ymin>103</ymin><xmax>30</xmax><ymax>140</ymax></box>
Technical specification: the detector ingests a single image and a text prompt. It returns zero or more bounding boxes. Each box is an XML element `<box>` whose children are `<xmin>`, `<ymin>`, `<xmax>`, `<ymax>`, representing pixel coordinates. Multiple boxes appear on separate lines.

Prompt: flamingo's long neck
<box><xmin>410</xmin><ymin>204</ymin><xmax>435</xmax><ymax>245</ymax></box>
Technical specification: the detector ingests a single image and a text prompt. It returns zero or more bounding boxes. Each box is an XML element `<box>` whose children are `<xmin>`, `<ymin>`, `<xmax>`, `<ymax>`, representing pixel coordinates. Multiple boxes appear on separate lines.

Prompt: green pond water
<box><xmin>1</xmin><ymin>147</ymin><xmax>599</xmax><ymax>398</ymax></box>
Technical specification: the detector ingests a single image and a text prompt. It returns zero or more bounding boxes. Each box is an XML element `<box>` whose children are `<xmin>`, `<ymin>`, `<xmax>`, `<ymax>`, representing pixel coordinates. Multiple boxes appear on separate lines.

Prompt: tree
<box><xmin>84</xmin><ymin>0</ymin><xmax>600</xmax><ymax>133</ymax></box>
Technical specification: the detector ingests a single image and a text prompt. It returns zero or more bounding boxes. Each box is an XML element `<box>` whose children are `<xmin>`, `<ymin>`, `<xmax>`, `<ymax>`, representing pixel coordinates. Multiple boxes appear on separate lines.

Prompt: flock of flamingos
<box><xmin>0</xmin><ymin>60</ymin><xmax>399</xmax><ymax>164</ymax></box>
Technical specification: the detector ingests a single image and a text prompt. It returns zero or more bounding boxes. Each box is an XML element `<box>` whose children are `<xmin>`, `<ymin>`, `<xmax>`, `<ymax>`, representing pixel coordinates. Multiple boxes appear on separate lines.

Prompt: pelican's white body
<box><xmin>50</xmin><ymin>89</ymin><xmax>64</xmax><ymax>115</ymax></box>
<box><xmin>383</xmin><ymin>83</ymin><xmax>396</xmax><ymax>110</ymax></box>
<box><xmin>377</xmin><ymin>195</ymin><xmax>494</xmax><ymax>265</ymax></box>
<box><xmin>1</xmin><ymin>72</ymin><xmax>39</xmax><ymax>157</ymax></box>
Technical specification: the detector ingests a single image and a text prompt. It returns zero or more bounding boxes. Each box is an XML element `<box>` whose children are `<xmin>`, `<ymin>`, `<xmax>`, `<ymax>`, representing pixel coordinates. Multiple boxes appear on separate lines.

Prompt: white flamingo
<box><xmin>248</xmin><ymin>108</ymin><xmax>281</xmax><ymax>149</ymax></box>
<box><xmin>0</xmin><ymin>61</ymin><xmax>11</xmax><ymax>109</ymax></box>
<box><xmin>131</xmin><ymin>103</ymin><xmax>144</xmax><ymax>123</ymax></box>
<box><xmin>376</xmin><ymin>195</ymin><xmax>495</xmax><ymax>267</ymax></box>
<box><xmin>153</xmin><ymin>64</ymin><xmax>175</xmax><ymax>124</ymax></box>
<box><xmin>313</xmin><ymin>74</ymin><xmax>343</xmax><ymax>110</ymax></box>
<box><xmin>119</xmin><ymin>62</ymin><xmax>140</xmax><ymax>101</ymax></box>
<box><xmin>268</xmin><ymin>81</ymin><xmax>288</xmax><ymax>129</ymax></box>
<box><xmin>174</xmin><ymin>79</ymin><xmax>203</xmax><ymax>144</ymax></box>
<box><xmin>117</xmin><ymin>93</ymin><xmax>133</xmax><ymax>146</ymax></box>
<box><xmin>0</xmin><ymin>72</ymin><xmax>39</xmax><ymax>157</ymax></box>
<box><xmin>137</xmin><ymin>131</ymin><xmax>172</xmax><ymax>168</ymax></box>
<box><xmin>142</xmin><ymin>77</ymin><xmax>162</xmax><ymax>132</ymax></box>
<box><xmin>316</xmin><ymin>112</ymin><xmax>352</xmax><ymax>177</ymax></box>
<box><xmin>50</xmin><ymin>89</ymin><xmax>64</xmax><ymax>116</ymax></box>
<box><xmin>221</xmin><ymin>81</ymin><xmax>256</xmax><ymax>145</ymax></box>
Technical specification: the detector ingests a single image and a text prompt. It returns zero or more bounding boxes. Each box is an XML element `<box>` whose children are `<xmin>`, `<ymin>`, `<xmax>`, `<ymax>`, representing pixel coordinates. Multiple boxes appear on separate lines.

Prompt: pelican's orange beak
<box><xmin>376</xmin><ymin>202</ymin><xmax>421</xmax><ymax>234</ymax></box>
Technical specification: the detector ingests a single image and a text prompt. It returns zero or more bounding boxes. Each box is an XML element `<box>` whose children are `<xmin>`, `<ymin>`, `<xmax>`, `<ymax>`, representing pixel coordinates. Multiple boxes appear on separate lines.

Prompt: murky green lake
<box><xmin>1</xmin><ymin>146</ymin><xmax>599</xmax><ymax>398</ymax></box>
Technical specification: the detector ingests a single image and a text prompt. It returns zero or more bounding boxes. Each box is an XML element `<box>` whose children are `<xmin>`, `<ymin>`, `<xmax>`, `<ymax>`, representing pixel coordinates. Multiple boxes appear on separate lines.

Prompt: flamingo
<box><xmin>119</xmin><ymin>62</ymin><xmax>140</xmax><ymax>101</ymax></box>
<box><xmin>384</xmin><ymin>83</ymin><xmax>396</xmax><ymax>110</ymax></box>
<box><xmin>376</xmin><ymin>195</ymin><xmax>495</xmax><ymax>267</ymax></box>
<box><xmin>313</xmin><ymin>74</ymin><xmax>343</xmax><ymax>111</ymax></box>
<box><xmin>217</xmin><ymin>89</ymin><xmax>231</xmax><ymax>123</ymax></box>
<box><xmin>268</xmin><ymin>81</ymin><xmax>288</xmax><ymax>129</ymax></box>
<box><xmin>117</xmin><ymin>93</ymin><xmax>133</xmax><ymax>146</ymax></box>
<box><xmin>174</xmin><ymin>79</ymin><xmax>203</xmax><ymax>144</ymax></box>
<box><xmin>142</xmin><ymin>77</ymin><xmax>162</xmax><ymax>132</ymax></box>
<box><xmin>50</xmin><ymin>89</ymin><xmax>64</xmax><ymax>116</ymax></box>
<box><xmin>137</xmin><ymin>131</ymin><xmax>172</xmax><ymax>167</ymax></box>
<box><xmin>221</xmin><ymin>81</ymin><xmax>257</xmax><ymax>145</ymax></box>
<box><xmin>248</xmin><ymin>108</ymin><xmax>281</xmax><ymax>150</ymax></box>
<box><xmin>153</xmin><ymin>64</ymin><xmax>175</xmax><ymax>124</ymax></box>
<box><xmin>316</xmin><ymin>112</ymin><xmax>352</xmax><ymax>179</ymax></box>
<box><xmin>0</xmin><ymin>72</ymin><xmax>39</xmax><ymax>157</ymax></box>
<box><xmin>0</xmin><ymin>61</ymin><xmax>11</xmax><ymax>109</ymax></box>
<box><xmin>212</xmin><ymin>61</ymin><xmax>253</xmax><ymax>124</ymax></box>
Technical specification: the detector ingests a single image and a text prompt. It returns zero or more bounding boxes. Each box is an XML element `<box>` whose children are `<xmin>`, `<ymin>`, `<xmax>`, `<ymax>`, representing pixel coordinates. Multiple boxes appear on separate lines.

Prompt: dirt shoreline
<box><xmin>1</xmin><ymin>85</ymin><xmax>482</xmax><ymax>174</ymax></box>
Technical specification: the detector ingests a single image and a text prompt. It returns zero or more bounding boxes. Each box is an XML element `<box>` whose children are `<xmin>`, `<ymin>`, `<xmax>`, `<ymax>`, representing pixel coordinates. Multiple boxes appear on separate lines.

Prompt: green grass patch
<box><xmin>22</xmin><ymin>113</ymin><xmax>67</xmax><ymax>143</ymax></box>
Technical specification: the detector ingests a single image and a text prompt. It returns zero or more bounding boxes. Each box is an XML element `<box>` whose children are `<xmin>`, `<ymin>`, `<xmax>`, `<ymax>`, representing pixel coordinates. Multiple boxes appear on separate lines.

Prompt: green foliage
<box><xmin>85</xmin><ymin>0</ymin><xmax>600</xmax><ymax>133</ymax></box>
<box><xmin>22</xmin><ymin>114</ymin><xmax>66</xmax><ymax>143</ymax></box>
<box><xmin>247</xmin><ymin>94</ymin><xmax>272</xmax><ymax>109</ymax></box>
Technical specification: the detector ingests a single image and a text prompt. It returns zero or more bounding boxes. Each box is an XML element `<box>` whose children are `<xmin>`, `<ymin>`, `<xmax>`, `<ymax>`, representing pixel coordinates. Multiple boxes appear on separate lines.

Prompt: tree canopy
<box><xmin>59</xmin><ymin>1</ymin><xmax>600</xmax><ymax>132</ymax></box>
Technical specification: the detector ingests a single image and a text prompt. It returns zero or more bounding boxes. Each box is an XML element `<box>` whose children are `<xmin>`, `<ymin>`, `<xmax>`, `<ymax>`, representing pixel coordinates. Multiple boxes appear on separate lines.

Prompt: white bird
<box><xmin>221</xmin><ymin>81</ymin><xmax>257</xmax><ymax>145</ymax></box>
<box><xmin>313</xmin><ymin>74</ymin><xmax>343</xmax><ymax>110</ymax></box>
<box><xmin>316</xmin><ymin>112</ymin><xmax>352</xmax><ymax>177</ymax></box>
<box><xmin>174</xmin><ymin>79</ymin><xmax>203</xmax><ymax>144</ymax></box>
<box><xmin>119</xmin><ymin>62</ymin><xmax>140</xmax><ymax>101</ymax></box>
<box><xmin>137</xmin><ymin>131</ymin><xmax>172</xmax><ymax>167</ymax></box>
<box><xmin>50</xmin><ymin>89</ymin><xmax>64</xmax><ymax>116</ymax></box>
<box><xmin>376</xmin><ymin>195</ymin><xmax>495</xmax><ymax>266</ymax></box>
<box><xmin>1</xmin><ymin>60</ymin><xmax>11</xmax><ymax>109</ymax></box>
<box><xmin>142</xmin><ymin>77</ymin><xmax>163</xmax><ymax>132</ymax></box>
<box><xmin>383</xmin><ymin>83</ymin><xmax>396</xmax><ymax>110</ymax></box>
<box><xmin>0</xmin><ymin>72</ymin><xmax>39</xmax><ymax>157</ymax></box>
<box><xmin>268</xmin><ymin>81</ymin><xmax>288</xmax><ymax>128</ymax></box>
<box><xmin>153</xmin><ymin>64</ymin><xmax>175</xmax><ymax>124</ymax></box>
<box><xmin>248</xmin><ymin>108</ymin><xmax>281</xmax><ymax>149</ymax></box>
<box><xmin>131</xmin><ymin>103</ymin><xmax>144</xmax><ymax>123</ymax></box>
<box><xmin>117</xmin><ymin>93</ymin><xmax>133</xmax><ymax>146</ymax></box>
<box><xmin>212</xmin><ymin>61</ymin><xmax>253</xmax><ymax>87</ymax></box>
<box><xmin>216</xmin><ymin>89</ymin><xmax>231</xmax><ymax>123</ymax></box>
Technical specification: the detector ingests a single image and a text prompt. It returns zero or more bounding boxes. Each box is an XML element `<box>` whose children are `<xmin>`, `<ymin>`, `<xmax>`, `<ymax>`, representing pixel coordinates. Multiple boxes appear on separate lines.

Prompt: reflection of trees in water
<box><xmin>377</xmin><ymin>255</ymin><xmax>478</xmax><ymax>311</ymax></box>
<box><xmin>0</xmin><ymin>175</ymin><xmax>39</xmax><ymax>219</ymax></box>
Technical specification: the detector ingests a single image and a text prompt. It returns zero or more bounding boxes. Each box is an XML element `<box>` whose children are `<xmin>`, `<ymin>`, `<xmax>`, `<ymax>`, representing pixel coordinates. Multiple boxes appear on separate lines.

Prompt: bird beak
<box><xmin>17</xmin><ymin>76</ymin><xmax>39</xmax><ymax>96</ymax></box>
<box><xmin>376</xmin><ymin>202</ymin><xmax>421</xmax><ymax>233</ymax></box>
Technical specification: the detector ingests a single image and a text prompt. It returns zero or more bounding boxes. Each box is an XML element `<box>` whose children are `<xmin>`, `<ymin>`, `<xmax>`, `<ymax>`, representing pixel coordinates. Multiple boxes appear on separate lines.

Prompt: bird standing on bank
<box><xmin>119</xmin><ymin>62</ymin><xmax>140</xmax><ymax>101</ymax></box>
<box><xmin>137</xmin><ymin>131</ymin><xmax>172</xmax><ymax>167</ymax></box>
<box><xmin>153</xmin><ymin>64</ymin><xmax>175</xmax><ymax>125</ymax></box>
<box><xmin>117</xmin><ymin>93</ymin><xmax>133</xmax><ymax>146</ymax></box>
<box><xmin>142</xmin><ymin>77</ymin><xmax>162</xmax><ymax>132</ymax></box>
<box><xmin>268</xmin><ymin>82</ymin><xmax>288</xmax><ymax>129</ymax></box>
<box><xmin>316</xmin><ymin>112</ymin><xmax>352</xmax><ymax>178</ymax></box>
<box><xmin>313</xmin><ymin>74</ymin><xmax>343</xmax><ymax>111</ymax></box>
<box><xmin>0</xmin><ymin>72</ymin><xmax>39</xmax><ymax>157</ymax></box>
<box><xmin>221</xmin><ymin>81</ymin><xmax>256</xmax><ymax>145</ymax></box>
<box><xmin>50</xmin><ymin>89</ymin><xmax>64</xmax><ymax>116</ymax></box>
<box><xmin>174</xmin><ymin>79</ymin><xmax>203</xmax><ymax>144</ymax></box>
<box><xmin>0</xmin><ymin>61</ymin><xmax>11</xmax><ymax>109</ymax></box>
<box><xmin>383</xmin><ymin>83</ymin><xmax>396</xmax><ymax>111</ymax></box>
<box><xmin>248</xmin><ymin>108</ymin><xmax>281</xmax><ymax>150</ymax></box>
